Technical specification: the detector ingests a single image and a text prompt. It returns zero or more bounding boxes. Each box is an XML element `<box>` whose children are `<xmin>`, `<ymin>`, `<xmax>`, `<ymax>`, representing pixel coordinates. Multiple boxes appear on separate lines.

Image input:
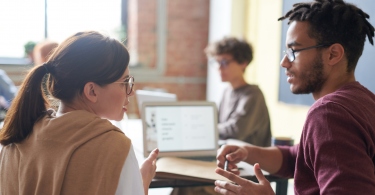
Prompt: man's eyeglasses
<box><xmin>283</xmin><ymin>44</ymin><xmax>333</xmax><ymax>62</ymax></box>
<box><xmin>114</xmin><ymin>76</ymin><xmax>135</xmax><ymax>95</ymax></box>
<box><xmin>209</xmin><ymin>59</ymin><xmax>235</xmax><ymax>69</ymax></box>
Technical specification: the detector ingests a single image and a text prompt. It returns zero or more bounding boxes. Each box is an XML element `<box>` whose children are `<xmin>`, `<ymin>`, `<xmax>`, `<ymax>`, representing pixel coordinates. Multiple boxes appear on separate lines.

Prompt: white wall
<box><xmin>206</xmin><ymin>0</ymin><xmax>232</xmax><ymax>106</ymax></box>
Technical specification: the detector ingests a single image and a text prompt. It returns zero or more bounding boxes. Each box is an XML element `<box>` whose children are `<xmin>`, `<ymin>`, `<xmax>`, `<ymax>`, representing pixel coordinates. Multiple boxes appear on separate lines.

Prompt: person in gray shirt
<box><xmin>171</xmin><ymin>38</ymin><xmax>272</xmax><ymax>195</ymax></box>
<box><xmin>205</xmin><ymin>37</ymin><xmax>271</xmax><ymax>147</ymax></box>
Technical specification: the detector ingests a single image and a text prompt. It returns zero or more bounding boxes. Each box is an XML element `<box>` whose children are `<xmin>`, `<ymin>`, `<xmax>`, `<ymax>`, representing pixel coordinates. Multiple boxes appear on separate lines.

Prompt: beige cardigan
<box><xmin>0</xmin><ymin>110</ymin><xmax>131</xmax><ymax>195</ymax></box>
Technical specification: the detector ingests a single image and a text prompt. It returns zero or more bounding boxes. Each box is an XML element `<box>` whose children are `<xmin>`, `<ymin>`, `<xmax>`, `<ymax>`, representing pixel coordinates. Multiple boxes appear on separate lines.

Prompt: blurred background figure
<box><xmin>0</xmin><ymin>70</ymin><xmax>17</xmax><ymax>110</ymax></box>
<box><xmin>205</xmin><ymin>37</ymin><xmax>271</xmax><ymax>147</ymax></box>
<box><xmin>33</xmin><ymin>40</ymin><xmax>58</xmax><ymax>65</ymax></box>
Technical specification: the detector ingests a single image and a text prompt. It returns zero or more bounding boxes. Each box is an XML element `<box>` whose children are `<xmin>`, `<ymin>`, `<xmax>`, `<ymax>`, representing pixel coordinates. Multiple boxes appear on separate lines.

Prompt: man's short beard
<box><xmin>292</xmin><ymin>53</ymin><xmax>326</xmax><ymax>94</ymax></box>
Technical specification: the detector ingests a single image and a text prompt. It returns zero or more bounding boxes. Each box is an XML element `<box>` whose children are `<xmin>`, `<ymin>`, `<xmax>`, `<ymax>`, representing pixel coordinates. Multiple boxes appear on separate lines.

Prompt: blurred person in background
<box><xmin>0</xmin><ymin>69</ymin><xmax>17</xmax><ymax>110</ymax></box>
<box><xmin>33</xmin><ymin>40</ymin><xmax>58</xmax><ymax>65</ymax></box>
<box><xmin>205</xmin><ymin>37</ymin><xmax>271</xmax><ymax>147</ymax></box>
<box><xmin>171</xmin><ymin>37</ymin><xmax>274</xmax><ymax>195</ymax></box>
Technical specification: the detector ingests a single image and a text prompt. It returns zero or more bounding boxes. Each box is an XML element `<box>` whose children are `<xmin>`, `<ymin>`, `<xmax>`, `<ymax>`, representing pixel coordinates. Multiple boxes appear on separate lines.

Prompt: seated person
<box><xmin>0</xmin><ymin>69</ymin><xmax>17</xmax><ymax>109</ymax></box>
<box><xmin>33</xmin><ymin>40</ymin><xmax>58</xmax><ymax>65</ymax></box>
<box><xmin>214</xmin><ymin>1</ymin><xmax>375</xmax><ymax>195</ymax></box>
<box><xmin>205</xmin><ymin>37</ymin><xmax>271</xmax><ymax>147</ymax></box>
<box><xmin>170</xmin><ymin>38</ymin><xmax>273</xmax><ymax>195</ymax></box>
<box><xmin>0</xmin><ymin>31</ymin><xmax>158</xmax><ymax>195</ymax></box>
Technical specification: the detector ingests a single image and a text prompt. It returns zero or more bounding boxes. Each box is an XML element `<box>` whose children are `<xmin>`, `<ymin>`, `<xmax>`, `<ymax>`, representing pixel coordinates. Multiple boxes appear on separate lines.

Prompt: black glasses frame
<box><xmin>284</xmin><ymin>44</ymin><xmax>333</xmax><ymax>62</ymax></box>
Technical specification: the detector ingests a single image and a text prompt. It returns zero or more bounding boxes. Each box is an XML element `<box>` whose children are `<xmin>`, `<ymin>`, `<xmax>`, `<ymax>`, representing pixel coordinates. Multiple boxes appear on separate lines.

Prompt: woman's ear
<box><xmin>83</xmin><ymin>82</ymin><xmax>98</xmax><ymax>103</ymax></box>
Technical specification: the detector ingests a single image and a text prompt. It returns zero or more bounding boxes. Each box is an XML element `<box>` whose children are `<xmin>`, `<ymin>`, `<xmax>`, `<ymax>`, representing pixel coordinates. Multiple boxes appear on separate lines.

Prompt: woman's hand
<box><xmin>140</xmin><ymin>148</ymin><xmax>159</xmax><ymax>195</ymax></box>
<box><xmin>214</xmin><ymin>163</ymin><xmax>275</xmax><ymax>195</ymax></box>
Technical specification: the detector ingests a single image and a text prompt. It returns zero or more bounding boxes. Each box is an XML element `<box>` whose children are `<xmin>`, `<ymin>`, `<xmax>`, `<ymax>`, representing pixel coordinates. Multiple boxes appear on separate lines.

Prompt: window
<box><xmin>0</xmin><ymin>0</ymin><xmax>123</xmax><ymax>60</ymax></box>
<box><xmin>47</xmin><ymin>0</ymin><xmax>123</xmax><ymax>43</ymax></box>
<box><xmin>0</xmin><ymin>0</ymin><xmax>45</xmax><ymax>58</ymax></box>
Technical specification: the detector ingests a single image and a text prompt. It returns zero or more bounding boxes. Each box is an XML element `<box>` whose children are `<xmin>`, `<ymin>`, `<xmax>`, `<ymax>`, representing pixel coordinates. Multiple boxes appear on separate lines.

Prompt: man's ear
<box><xmin>83</xmin><ymin>82</ymin><xmax>98</xmax><ymax>103</ymax></box>
<box><xmin>326</xmin><ymin>43</ymin><xmax>345</xmax><ymax>66</ymax></box>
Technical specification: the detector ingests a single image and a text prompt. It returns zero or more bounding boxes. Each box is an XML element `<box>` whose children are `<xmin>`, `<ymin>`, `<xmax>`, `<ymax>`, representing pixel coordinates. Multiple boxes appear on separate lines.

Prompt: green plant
<box><xmin>24</xmin><ymin>41</ymin><xmax>37</xmax><ymax>57</ymax></box>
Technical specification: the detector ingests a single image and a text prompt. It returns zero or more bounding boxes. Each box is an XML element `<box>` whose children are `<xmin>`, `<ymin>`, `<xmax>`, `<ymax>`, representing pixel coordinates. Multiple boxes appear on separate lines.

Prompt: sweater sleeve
<box><xmin>304</xmin><ymin>102</ymin><xmax>375</xmax><ymax>195</ymax></box>
<box><xmin>272</xmin><ymin>144</ymin><xmax>299</xmax><ymax>178</ymax></box>
<box><xmin>116</xmin><ymin>144</ymin><xmax>145</xmax><ymax>195</ymax></box>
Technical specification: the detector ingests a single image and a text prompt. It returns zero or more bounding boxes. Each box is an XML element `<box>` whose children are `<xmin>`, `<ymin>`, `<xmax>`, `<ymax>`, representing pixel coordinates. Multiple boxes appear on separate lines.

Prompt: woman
<box><xmin>0</xmin><ymin>31</ymin><xmax>158</xmax><ymax>195</ymax></box>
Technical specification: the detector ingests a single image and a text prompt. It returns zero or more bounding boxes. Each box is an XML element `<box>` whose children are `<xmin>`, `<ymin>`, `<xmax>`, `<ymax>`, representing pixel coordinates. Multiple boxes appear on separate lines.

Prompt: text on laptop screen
<box><xmin>145</xmin><ymin>106</ymin><xmax>216</xmax><ymax>153</ymax></box>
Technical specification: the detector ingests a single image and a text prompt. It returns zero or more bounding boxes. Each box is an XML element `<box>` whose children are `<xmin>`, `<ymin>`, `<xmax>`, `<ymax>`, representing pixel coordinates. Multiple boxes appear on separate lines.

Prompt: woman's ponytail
<box><xmin>0</xmin><ymin>64</ymin><xmax>49</xmax><ymax>146</ymax></box>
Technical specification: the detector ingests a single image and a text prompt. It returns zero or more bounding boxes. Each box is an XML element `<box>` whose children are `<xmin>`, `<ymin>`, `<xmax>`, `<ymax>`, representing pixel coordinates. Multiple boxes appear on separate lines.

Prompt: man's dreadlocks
<box><xmin>279</xmin><ymin>0</ymin><xmax>375</xmax><ymax>72</ymax></box>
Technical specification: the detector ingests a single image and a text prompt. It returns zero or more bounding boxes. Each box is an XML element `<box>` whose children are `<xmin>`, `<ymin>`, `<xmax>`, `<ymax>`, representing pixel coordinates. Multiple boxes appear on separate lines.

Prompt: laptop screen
<box><xmin>144</xmin><ymin>105</ymin><xmax>216</xmax><ymax>153</ymax></box>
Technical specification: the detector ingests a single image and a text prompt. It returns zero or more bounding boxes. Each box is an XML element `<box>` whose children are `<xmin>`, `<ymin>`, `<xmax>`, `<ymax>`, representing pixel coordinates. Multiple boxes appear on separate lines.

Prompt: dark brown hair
<box><xmin>278</xmin><ymin>0</ymin><xmax>375</xmax><ymax>72</ymax></box>
<box><xmin>204</xmin><ymin>37</ymin><xmax>253</xmax><ymax>65</ymax></box>
<box><xmin>0</xmin><ymin>31</ymin><xmax>130</xmax><ymax>146</ymax></box>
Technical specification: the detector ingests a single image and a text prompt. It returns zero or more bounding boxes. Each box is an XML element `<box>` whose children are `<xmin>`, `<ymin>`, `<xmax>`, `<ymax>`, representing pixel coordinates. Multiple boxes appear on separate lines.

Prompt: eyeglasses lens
<box><xmin>126</xmin><ymin>77</ymin><xmax>134</xmax><ymax>95</ymax></box>
<box><xmin>286</xmin><ymin>49</ymin><xmax>295</xmax><ymax>62</ymax></box>
<box><xmin>219</xmin><ymin>60</ymin><xmax>229</xmax><ymax>69</ymax></box>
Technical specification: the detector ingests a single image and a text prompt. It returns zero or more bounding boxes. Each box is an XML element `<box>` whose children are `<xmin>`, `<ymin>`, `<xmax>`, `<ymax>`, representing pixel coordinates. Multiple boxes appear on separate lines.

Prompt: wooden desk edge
<box><xmin>150</xmin><ymin>175</ymin><xmax>288</xmax><ymax>188</ymax></box>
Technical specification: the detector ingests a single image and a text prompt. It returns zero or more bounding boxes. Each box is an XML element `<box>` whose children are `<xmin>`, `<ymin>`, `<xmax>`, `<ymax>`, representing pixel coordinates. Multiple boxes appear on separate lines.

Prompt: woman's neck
<box><xmin>56</xmin><ymin>100</ymin><xmax>93</xmax><ymax>117</ymax></box>
<box><xmin>56</xmin><ymin>103</ymin><xmax>76</xmax><ymax>116</ymax></box>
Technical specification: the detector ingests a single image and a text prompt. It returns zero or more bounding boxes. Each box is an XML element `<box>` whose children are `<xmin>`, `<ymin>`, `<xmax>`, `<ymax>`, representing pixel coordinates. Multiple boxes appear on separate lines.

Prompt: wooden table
<box><xmin>150</xmin><ymin>175</ymin><xmax>288</xmax><ymax>195</ymax></box>
<box><xmin>115</xmin><ymin>119</ymin><xmax>288</xmax><ymax>195</ymax></box>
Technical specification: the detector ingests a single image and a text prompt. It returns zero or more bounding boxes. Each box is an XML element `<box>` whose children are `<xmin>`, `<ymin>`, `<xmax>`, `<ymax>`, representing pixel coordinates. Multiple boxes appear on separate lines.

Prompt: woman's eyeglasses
<box><xmin>114</xmin><ymin>76</ymin><xmax>135</xmax><ymax>95</ymax></box>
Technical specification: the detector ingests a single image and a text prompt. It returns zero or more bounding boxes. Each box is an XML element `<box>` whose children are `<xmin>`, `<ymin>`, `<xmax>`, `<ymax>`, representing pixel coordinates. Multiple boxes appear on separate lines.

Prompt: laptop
<box><xmin>141</xmin><ymin>101</ymin><xmax>219</xmax><ymax>161</ymax></box>
<box><xmin>135</xmin><ymin>90</ymin><xmax>177</xmax><ymax>115</ymax></box>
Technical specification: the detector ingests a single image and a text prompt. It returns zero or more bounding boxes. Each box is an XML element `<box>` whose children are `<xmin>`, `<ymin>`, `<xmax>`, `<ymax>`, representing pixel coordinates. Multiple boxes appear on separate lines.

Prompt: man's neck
<box><xmin>312</xmin><ymin>72</ymin><xmax>356</xmax><ymax>100</ymax></box>
<box><xmin>229</xmin><ymin>77</ymin><xmax>248</xmax><ymax>90</ymax></box>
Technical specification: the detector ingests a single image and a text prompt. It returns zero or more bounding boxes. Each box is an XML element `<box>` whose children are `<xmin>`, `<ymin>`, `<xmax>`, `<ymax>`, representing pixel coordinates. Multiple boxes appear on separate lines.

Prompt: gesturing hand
<box><xmin>217</xmin><ymin>145</ymin><xmax>248</xmax><ymax>175</ymax></box>
<box><xmin>140</xmin><ymin>148</ymin><xmax>159</xmax><ymax>194</ymax></box>
<box><xmin>214</xmin><ymin>163</ymin><xmax>275</xmax><ymax>195</ymax></box>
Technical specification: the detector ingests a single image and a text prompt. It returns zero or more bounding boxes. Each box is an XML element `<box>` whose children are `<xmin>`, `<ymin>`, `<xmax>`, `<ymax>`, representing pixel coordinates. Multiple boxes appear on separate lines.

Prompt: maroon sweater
<box><xmin>275</xmin><ymin>82</ymin><xmax>375</xmax><ymax>195</ymax></box>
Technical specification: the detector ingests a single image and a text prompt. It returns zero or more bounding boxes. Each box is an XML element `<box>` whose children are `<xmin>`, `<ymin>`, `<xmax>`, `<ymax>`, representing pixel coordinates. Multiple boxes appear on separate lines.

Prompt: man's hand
<box><xmin>214</xmin><ymin>163</ymin><xmax>275</xmax><ymax>195</ymax></box>
<box><xmin>140</xmin><ymin>148</ymin><xmax>159</xmax><ymax>195</ymax></box>
<box><xmin>217</xmin><ymin>145</ymin><xmax>248</xmax><ymax>175</ymax></box>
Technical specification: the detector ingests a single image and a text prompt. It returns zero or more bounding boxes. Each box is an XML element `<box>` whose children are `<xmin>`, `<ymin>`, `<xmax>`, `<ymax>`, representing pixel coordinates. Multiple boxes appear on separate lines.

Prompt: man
<box><xmin>205</xmin><ymin>37</ymin><xmax>271</xmax><ymax>147</ymax></box>
<box><xmin>213</xmin><ymin>0</ymin><xmax>375</xmax><ymax>195</ymax></box>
